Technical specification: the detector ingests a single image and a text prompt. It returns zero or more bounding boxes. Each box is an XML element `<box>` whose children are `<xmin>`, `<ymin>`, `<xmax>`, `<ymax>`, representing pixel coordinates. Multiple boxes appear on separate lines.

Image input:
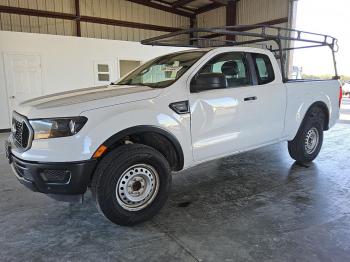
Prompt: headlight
<box><xmin>29</xmin><ymin>117</ymin><xmax>88</xmax><ymax>140</ymax></box>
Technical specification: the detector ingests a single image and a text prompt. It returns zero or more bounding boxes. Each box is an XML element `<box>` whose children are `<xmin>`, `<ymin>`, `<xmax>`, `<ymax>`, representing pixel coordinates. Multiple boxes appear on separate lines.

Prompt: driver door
<box><xmin>190</xmin><ymin>52</ymin><xmax>259</xmax><ymax>162</ymax></box>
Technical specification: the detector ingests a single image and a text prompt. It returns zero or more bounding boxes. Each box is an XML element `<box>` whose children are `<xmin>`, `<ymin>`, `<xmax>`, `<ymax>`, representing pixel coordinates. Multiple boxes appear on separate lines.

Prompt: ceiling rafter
<box><xmin>171</xmin><ymin>0</ymin><xmax>195</xmax><ymax>8</ymax></box>
<box><xmin>195</xmin><ymin>2</ymin><xmax>224</xmax><ymax>15</ymax></box>
<box><xmin>210</xmin><ymin>0</ymin><xmax>230</xmax><ymax>5</ymax></box>
<box><xmin>154</xmin><ymin>0</ymin><xmax>194</xmax><ymax>13</ymax></box>
<box><xmin>126</xmin><ymin>0</ymin><xmax>195</xmax><ymax>18</ymax></box>
<box><xmin>126</xmin><ymin>0</ymin><xmax>229</xmax><ymax>18</ymax></box>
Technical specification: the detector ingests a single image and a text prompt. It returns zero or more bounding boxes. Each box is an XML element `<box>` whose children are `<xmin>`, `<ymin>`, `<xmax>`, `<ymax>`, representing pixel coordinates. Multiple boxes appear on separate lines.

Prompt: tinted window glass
<box><xmin>197</xmin><ymin>52</ymin><xmax>251</xmax><ymax>88</ymax></box>
<box><xmin>251</xmin><ymin>53</ymin><xmax>275</xmax><ymax>85</ymax></box>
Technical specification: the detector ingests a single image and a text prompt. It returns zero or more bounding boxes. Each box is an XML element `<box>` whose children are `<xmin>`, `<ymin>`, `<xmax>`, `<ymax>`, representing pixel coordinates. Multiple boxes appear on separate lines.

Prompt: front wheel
<box><xmin>91</xmin><ymin>144</ymin><xmax>171</xmax><ymax>226</ymax></box>
<box><xmin>288</xmin><ymin>107</ymin><xmax>324</xmax><ymax>163</ymax></box>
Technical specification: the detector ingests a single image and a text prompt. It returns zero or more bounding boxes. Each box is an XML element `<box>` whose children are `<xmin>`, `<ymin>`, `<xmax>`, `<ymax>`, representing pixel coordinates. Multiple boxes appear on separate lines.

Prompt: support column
<box><xmin>226</xmin><ymin>0</ymin><xmax>237</xmax><ymax>41</ymax></box>
<box><xmin>75</xmin><ymin>0</ymin><xmax>81</xmax><ymax>37</ymax></box>
<box><xmin>189</xmin><ymin>16</ymin><xmax>196</xmax><ymax>46</ymax></box>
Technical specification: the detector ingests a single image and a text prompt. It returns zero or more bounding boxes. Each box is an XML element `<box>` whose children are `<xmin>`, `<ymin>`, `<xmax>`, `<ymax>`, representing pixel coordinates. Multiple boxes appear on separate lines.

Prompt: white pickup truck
<box><xmin>5</xmin><ymin>45</ymin><xmax>342</xmax><ymax>226</ymax></box>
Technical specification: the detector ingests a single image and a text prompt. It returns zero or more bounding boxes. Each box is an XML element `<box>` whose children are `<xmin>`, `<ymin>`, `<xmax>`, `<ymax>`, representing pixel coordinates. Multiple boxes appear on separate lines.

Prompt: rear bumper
<box><xmin>8</xmin><ymin>151</ymin><xmax>97</xmax><ymax>195</ymax></box>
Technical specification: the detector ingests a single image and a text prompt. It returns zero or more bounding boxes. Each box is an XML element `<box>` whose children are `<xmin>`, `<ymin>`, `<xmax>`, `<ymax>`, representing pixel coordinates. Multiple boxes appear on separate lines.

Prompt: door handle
<box><xmin>9</xmin><ymin>96</ymin><xmax>15</xmax><ymax>99</ymax></box>
<box><xmin>244</xmin><ymin>96</ymin><xmax>257</xmax><ymax>101</ymax></box>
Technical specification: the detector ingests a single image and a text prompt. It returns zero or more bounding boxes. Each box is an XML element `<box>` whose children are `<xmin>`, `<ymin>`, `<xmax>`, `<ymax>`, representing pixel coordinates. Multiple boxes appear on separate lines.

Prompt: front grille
<box><xmin>12</xmin><ymin>112</ymin><xmax>32</xmax><ymax>150</ymax></box>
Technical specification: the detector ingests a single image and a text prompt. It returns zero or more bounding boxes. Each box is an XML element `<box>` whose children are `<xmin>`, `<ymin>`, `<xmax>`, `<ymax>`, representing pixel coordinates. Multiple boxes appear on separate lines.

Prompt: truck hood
<box><xmin>15</xmin><ymin>85</ymin><xmax>163</xmax><ymax>118</ymax></box>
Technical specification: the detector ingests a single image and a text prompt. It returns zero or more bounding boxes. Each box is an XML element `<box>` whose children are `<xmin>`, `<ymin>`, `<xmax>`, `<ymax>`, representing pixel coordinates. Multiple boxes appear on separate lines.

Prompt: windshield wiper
<box><xmin>110</xmin><ymin>81</ymin><xmax>164</xmax><ymax>88</ymax></box>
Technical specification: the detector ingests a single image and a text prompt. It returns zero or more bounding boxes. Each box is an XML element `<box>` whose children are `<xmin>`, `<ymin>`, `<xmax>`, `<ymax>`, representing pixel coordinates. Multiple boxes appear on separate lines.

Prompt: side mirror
<box><xmin>190</xmin><ymin>73</ymin><xmax>227</xmax><ymax>93</ymax></box>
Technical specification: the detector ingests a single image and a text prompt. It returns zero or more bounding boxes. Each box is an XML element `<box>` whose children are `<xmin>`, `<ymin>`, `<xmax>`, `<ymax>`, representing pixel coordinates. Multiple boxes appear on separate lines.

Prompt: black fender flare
<box><xmin>102</xmin><ymin>125</ymin><xmax>184</xmax><ymax>171</ymax></box>
<box><xmin>302</xmin><ymin>101</ymin><xmax>330</xmax><ymax>130</ymax></box>
<box><xmin>292</xmin><ymin>101</ymin><xmax>330</xmax><ymax>142</ymax></box>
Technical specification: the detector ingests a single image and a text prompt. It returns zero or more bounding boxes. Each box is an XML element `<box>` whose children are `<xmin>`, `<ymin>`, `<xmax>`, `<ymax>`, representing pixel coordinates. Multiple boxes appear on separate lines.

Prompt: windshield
<box><xmin>116</xmin><ymin>50</ymin><xmax>207</xmax><ymax>88</ymax></box>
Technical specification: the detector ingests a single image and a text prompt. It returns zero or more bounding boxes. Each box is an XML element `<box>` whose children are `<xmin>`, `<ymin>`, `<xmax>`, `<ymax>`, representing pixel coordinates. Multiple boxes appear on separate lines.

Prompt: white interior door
<box><xmin>4</xmin><ymin>53</ymin><xmax>43</xmax><ymax>114</ymax></box>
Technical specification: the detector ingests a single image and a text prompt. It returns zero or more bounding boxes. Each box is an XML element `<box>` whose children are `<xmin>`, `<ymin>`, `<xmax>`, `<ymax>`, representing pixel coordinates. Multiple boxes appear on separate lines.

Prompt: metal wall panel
<box><xmin>0</xmin><ymin>0</ymin><xmax>289</xmax><ymax>42</ymax></box>
<box><xmin>79</xmin><ymin>0</ymin><xmax>187</xmax><ymax>41</ymax></box>
<box><xmin>197</xmin><ymin>6</ymin><xmax>226</xmax><ymax>28</ymax></box>
<box><xmin>196</xmin><ymin>0</ymin><xmax>289</xmax><ymax>45</ymax></box>
<box><xmin>0</xmin><ymin>0</ymin><xmax>189</xmax><ymax>41</ymax></box>
<box><xmin>196</xmin><ymin>0</ymin><xmax>288</xmax><ymax>28</ymax></box>
<box><xmin>237</xmin><ymin>0</ymin><xmax>288</xmax><ymax>25</ymax></box>
<box><xmin>197</xmin><ymin>6</ymin><xmax>225</xmax><ymax>42</ymax></box>
<box><xmin>235</xmin><ymin>0</ymin><xmax>289</xmax><ymax>47</ymax></box>
<box><xmin>0</xmin><ymin>0</ymin><xmax>76</xmax><ymax>35</ymax></box>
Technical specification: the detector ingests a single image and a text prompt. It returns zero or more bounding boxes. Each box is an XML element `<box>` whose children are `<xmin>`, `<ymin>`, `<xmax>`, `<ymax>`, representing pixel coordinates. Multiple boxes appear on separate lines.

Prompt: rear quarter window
<box><xmin>251</xmin><ymin>53</ymin><xmax>275</xmax><ymax>85</ymax></box>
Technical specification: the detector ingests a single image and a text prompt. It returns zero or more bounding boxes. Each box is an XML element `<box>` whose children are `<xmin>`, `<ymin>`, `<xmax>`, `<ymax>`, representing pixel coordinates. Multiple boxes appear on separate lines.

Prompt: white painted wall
<box><xmin>0</xmin><ymin>31</ymin><xmax>187</xmax><ymax>129</ymax></box>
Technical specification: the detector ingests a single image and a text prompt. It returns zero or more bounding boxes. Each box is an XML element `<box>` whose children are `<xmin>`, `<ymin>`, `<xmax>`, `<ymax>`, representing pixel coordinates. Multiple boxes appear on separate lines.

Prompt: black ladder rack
<box><xmin>141</xmin><ymin>25</ymin><xmax>339</xmax><ymax>81</ymax></box>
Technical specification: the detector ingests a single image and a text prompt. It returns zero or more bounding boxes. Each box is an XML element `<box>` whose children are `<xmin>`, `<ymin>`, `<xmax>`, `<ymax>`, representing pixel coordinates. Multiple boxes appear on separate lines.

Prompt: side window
<box><xmin>251</xmin><ymin>53</ymin><xmax>275</xmax><ymax>85</ymax></box>
<box><xmin>197</xmin><ymin>52</ymin><xmax>251</xmax><ymax>88</ymax></box>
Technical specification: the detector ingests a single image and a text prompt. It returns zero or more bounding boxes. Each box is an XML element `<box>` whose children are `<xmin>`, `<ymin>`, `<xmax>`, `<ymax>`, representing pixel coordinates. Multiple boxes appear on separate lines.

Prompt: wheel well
<box><xmin>98</xmin><ymin>127</ymin><xmax>184</xmax><ymax>171</ymax></box>
<box><xmin>305</xmin><ymin>101</ymin><xmax>330</xmax><ymax>131</ymax></box>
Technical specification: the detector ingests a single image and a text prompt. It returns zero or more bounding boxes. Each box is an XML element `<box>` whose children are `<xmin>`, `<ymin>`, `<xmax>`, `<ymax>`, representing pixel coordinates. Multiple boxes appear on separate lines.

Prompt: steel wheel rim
<box><xmin>305</xmin><ymin>127</ymin><xmax>319</xmax><ymax>154</ymax></box>
<box><xmin>116</xmin><ymin>164</ymin><xmax>159</xmax><ymax>211</ymax></box>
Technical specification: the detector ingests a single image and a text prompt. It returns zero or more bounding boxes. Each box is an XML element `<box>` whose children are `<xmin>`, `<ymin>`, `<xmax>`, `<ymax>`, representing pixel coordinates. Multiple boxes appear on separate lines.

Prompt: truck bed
<box><xmin>283</xmin><ymin>79</ymin><xmax>341</xmax><ymax>140</ymax></box>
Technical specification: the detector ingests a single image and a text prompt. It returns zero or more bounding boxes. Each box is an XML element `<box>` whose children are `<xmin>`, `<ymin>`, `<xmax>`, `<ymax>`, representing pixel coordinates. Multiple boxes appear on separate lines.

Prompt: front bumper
<box><xmin>5</xmin><ymin>141</ymin><xmax>97</xmax><ymax>195</ymax></box>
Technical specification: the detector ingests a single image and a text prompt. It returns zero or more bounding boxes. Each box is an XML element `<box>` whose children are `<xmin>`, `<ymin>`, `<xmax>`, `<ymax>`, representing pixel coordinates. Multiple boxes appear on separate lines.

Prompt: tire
<box><xmin>288</xmin><ymin>106</ymin><xmax>325</xmax><ymax>163</ymax></box>
<box><xmin>91</xmin><ymin>144</ymin><xmax>171</xmax><ymax>226</ymax></box>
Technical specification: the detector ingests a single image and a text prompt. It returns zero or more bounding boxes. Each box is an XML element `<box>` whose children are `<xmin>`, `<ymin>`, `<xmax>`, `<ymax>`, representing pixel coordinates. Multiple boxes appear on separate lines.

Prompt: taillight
<box><xmin>339</xmin><ymin>85</ymin><xmax>343</xmax><ymax>107</ymax></box>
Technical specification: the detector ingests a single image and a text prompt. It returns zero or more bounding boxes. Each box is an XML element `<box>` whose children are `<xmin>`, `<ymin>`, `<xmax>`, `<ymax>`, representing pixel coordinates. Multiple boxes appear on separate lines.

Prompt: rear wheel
<box><xmin>288</xmin><ymin>107</ymin><xmax>325</xmax><ymax>163</ymax></box>
<box><xmin>91</xmin><ymin>144</ymin><xmax>171</xmax><ymax>226</ymax></box>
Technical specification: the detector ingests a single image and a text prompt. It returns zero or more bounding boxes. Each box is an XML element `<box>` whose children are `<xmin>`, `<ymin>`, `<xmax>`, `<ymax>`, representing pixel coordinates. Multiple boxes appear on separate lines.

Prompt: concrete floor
<box><xmin>1</xmin><ymin>101</ymin><xmax>350</xmax><ymax>261</ymax></box>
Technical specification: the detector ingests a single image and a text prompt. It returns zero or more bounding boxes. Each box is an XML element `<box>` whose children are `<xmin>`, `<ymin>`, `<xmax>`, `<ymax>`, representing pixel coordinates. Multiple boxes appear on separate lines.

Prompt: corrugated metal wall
<box><xmin>0</xmin><ymin>0</ymin><xmax>189</xmax><ymax>41</ymax></box>
<box><xmin>197</xmin><ymin>0</ymin><xmax>289</xmax><ymax>29</ymax></box>
<box><xmin>237</xmin><ymin>0</ymin><xmax>288</xmax><ymax>25</ymax></box>
<box><xmin>197</xmin><ymin>6</ymin><xmax>225</xmax><ymax>29</ymax></box>
<box><xmin>197</xmin><ymin>6</ymin><xmax>226</xmax><ymax>42</ymax></box>
<box><xmin>196</xmin><ymin>0</ymin><xmax>289</xmax><ymax>45</ymax></box>
<box><xmin>79</xmin><ymin>0</ymin><xmax>189</xmax><ymax>41</ymax></box>
<box><xmin>236</xmin><ymin>0</ymin><xmax>289</xmax><ymax>51</ymax></box>
<box><xmin>0</xmin><ymin>0</ymin><xmax>290</xmax><ymax>42</ymax></box>
<box><xmin>0</xmin><ymin>0</ymin><xmax>77</xmax><ymax>36</ymax></box>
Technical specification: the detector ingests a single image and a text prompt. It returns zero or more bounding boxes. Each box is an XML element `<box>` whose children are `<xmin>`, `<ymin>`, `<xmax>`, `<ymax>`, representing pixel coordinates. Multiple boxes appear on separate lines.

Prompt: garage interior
<box><xmin>1</xmin><ymin>0</ymin><xmax>350</xmax><ymax>261</ymax></box>
<box><xmin>0</xmin><ymin>0</ymin><xmax>295</xmax><ymax>130</ymax></box>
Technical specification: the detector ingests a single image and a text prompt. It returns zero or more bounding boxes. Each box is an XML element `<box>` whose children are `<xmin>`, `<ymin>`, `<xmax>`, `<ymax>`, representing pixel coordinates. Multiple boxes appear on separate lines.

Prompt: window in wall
<box><xmin>197</xmin><ymin>52</ymin><xmax>251</xmax><ymax>88</ymax></box>
<box><xmin>94</xmin><ymin>61</ymin><xmax>112</xmax><ymax>85</ymax></box>
<box><xmin>97</xmin><ymin>64</ymin><xmax>110</xmax><ymax>81</ymax></box>
<box><xmin>251</xmin><ymin>53</ymin><xmax>275</xmax><ymax>85</ymax></box>
<box><xmin>119</xmin><ymin>60</ymin><xmax>141</xmax><ymax>78</ymax></box>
